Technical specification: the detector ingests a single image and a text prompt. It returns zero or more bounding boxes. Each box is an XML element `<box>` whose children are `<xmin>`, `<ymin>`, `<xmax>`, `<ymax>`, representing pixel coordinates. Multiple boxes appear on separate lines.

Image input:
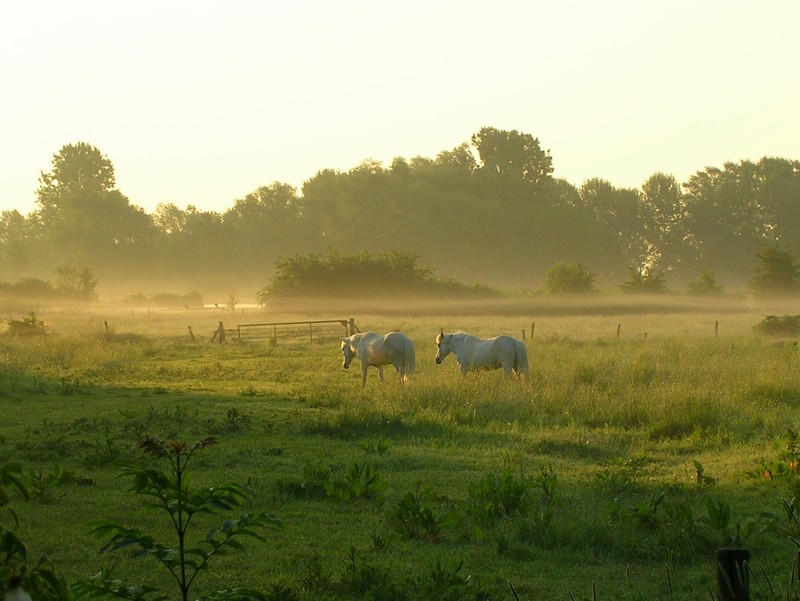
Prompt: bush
<box><xmin>542</xmin><ymin>261</ymin><xmax>596</xmax><ymax>295</ymax></box>
<box><xmin>257</xmin><ymin>249</ymin><xmax>497</xmax><ymax>303</ymax></box>
<box><xmin>753</xmin><ymin>314</ymin><xmax>800</xmax><ymax>336</ymax></box>
<box><xmin>4</xmin><ymin>312</ymin><xmax>46</xmax><ymax>336</ymax></box>
<box><xmin>686</xmin><ymin>270</ymin><xmax>725</xmax><ymax>296</ymax></box>
<box><xmin>619</xmin><ymin>266</ymin><xmax>668</xmax><ymax>294</ymax></box>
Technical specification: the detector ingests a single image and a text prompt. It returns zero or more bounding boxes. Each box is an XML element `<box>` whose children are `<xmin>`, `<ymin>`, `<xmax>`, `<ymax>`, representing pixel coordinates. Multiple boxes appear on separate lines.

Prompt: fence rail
<box><xmin>235</xmin><ymin>318</ymin><xmax>358</xmax><ymax>343</ymax></box>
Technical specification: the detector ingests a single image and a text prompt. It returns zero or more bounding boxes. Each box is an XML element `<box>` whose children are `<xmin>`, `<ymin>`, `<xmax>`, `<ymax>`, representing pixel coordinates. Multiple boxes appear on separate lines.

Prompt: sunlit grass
<box><xmin>1</xmin><ymin>302</ymin><xmax>799</xmax><ymax>599</ymax></box>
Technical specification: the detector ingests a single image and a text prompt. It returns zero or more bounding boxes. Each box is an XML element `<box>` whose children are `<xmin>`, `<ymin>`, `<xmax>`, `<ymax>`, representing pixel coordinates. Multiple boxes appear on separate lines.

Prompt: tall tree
<box><xmin>578</xmin><ymin>178</ymin><xmax>648</xmax><ymax>272</ymax></box>
<box><xmin>756</xmin><ymin>157</ymin><xmax>800</xmax><ymax>250</ymax></box>
<box><xmin>640</xmin><ymin>172</ymin><xmax>689</xmax><ymax>275</ymax></box>
<box><xmin>223</xmin><ymin>182</ymin><xmax>302</xmax><ymax>279</ymax></box>
<box><xmin>748</xmin><ymin>244</ymin><xmax>800</xmax><ymax>297</ymax></box>
<box><xmin>35</xmin><ymin>143</ymin><xmax>155</xmax><ymax>276</ymax></box>
<box><xmin>681</xmin><ymin>161</ymin><xmax>770</xmax><ymax>285</ymax></box>
<box><xmin>470</xmin><ymin>127</ymin><xmax>553</xmax><ymax>188</ymax></box>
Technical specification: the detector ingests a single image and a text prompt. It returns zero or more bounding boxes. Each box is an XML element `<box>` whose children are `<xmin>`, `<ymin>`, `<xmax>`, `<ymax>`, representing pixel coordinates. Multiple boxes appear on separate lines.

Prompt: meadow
<box><xmin>1</xmin><ymin>297</ymin><xmax>800</xmax><ymax>600</ymax></box>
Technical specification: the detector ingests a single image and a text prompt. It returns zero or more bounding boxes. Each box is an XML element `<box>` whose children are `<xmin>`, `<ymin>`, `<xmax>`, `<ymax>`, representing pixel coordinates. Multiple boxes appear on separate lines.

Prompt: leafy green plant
<box><xmin>325</xmin><ymin>459</ymin><xmax>386</xmax><ymax>502</ymax></box>
<box><xmin>595</xmin><ymin>452</ymin><xmax>650</xmax><ymax>492</ymax></box>
<box><xmin>388</xmin><ymin>483</ymin><xmax>448</xmax><ymax>541</ymax></box>
<box><xmin>466</xmin><ymin>468</ymin><xmax>536</xmax><ymax>527</ymax></box>
<box><xmin>75</xmin><ymin>436</ymin><xmax>282</xmax><ymax>601</ymax></box>
<box><xmin>693</xmin><ymin>460</ymin><xmax>716</xmax><ymax>492</ymax></box>
<box><xmin>1</xmin><ymin>461</ymin><xmax>72</xmax><ymax>600</ymax></box>
<box><xmin>704</xmin><ymin>498</ymin><xmax>755</xmax><ymax>548</ymax></box>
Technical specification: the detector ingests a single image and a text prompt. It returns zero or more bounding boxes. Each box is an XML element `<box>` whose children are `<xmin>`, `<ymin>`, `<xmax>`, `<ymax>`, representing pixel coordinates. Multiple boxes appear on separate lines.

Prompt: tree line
<box><xmin>1</xmin><ymin>128</ymin><xmax>799</xmax><ymax>298</ymax></box>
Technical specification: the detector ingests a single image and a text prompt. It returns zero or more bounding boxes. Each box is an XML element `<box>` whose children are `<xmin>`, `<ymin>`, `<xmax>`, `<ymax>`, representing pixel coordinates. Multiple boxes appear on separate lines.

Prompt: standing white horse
<box><xmin>341</xmin><ymin>331</ymin><xmax>416</xmax><ymax>386</ymax></box>
<box><xmin>435</xmin><ymin>331</ymin><xmax>529</xmax><ymax>379</ymax></box>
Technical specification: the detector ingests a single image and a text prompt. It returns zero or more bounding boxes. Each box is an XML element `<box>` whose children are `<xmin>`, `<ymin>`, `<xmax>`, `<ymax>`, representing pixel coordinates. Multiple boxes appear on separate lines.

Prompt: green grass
<box><xmin>2</xmin><ymin>301</ymin><xmax>800</xmax><ymax>600</ymax></box>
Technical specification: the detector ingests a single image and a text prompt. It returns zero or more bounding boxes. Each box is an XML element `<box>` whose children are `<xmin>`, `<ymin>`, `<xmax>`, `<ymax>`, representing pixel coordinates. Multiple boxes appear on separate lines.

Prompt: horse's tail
<box><xmin>515</xmin><ymin>340</ymin><xmax>529</xmax><ymax>379</ymax></box>
<box><xmin>404</xmin><ymin>339</ymin><xmax>416</xmax><ymax>376</ymax></box>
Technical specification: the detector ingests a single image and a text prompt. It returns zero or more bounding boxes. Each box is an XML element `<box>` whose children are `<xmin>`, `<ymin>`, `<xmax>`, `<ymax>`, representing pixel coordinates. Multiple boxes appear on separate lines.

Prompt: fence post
<box><xmin>188</xmin><ymin>326</ymin><xmax>195</xmax><ymax>342</ymax></box>
<box><xmin>216</xmin><ymin>321</ymin><xmax>226</xmax><ymax>344</ymax></box>
<box><xmin>715</xmin><ymin>320</ymin><xmax>719</xmax><ymax>339</ymax></box>
<box><xmin>348</xmin><ymin>318</ymin><xmax>356</xmax><ymax>335</ymax></box>
<box><xmin>616</xmin><ymin>324</ymin><xmax>621</xmax><ymax>340</ymax></box>
<box><xmin>716</xmin><ymin>548</ymin><xmax>749</xmax><ymax>601</ymax></box>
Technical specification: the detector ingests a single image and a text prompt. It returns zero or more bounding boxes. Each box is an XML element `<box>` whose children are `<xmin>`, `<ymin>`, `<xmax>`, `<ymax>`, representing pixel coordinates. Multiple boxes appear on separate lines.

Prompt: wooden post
<box><xmin>715</xmin><ymin>320</ymin><xmax>719</xmax><ymax>339</ymax></box>
<box><xmin>348</xmin><ymin>318</ymin><xmax>356</xmax><ymax>335</ymax></box>
<box><xmin>104</xmin><ymin>320</ymin><xmax>110</xmax><ymax>339</ymax></box>
<box><xmin>531</xmin><ymin>322</ymin><xmax>535</xmax><ymax>338</ymax></box>
<box><xmin>616</xmin><ymin>324</ymin><xmax>621</xmax><ymax>340</ymax></box>
<box><xmin>217</xmin><ymin>321</ymin><xmax>226</xmax><ymax>344</ymax></box>
<box><xmin>716</xmin><ymin>548</ymin><xmax>749</xmax><ymax>601</ymax></box>
<box><xmin>188</xmin><ymin>326</ymin><xmax>195</xmax><ymax>342</ymax></box>
<box><xmin>309</xmin><ymin>322</ymin><xmax>313</xmax><ymax>343</ymax></box>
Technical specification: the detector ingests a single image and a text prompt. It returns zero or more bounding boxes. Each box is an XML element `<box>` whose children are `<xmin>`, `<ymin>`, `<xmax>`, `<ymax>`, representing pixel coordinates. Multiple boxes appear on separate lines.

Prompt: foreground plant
<box><xmin>75</xmin><ymin>436</ymin><xmax>282</xmax><ymax>601</ymax></box>
<box><xmin>1</xmin><ymin>461</ymin><xmax>72</xmax><ymax>601</ymax></box>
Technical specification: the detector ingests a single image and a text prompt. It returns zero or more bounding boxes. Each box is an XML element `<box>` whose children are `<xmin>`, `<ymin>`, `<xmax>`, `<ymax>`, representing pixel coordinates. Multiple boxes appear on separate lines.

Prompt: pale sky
<box><xmin>1</xmin><ymin>1</ymin><xmax>798</xmax><ymax>216</ymax></box>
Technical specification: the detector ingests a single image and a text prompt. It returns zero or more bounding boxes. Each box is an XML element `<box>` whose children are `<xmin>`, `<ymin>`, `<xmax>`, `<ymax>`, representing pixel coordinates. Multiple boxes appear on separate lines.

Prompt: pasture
<box><xmin>2</xmin><ymin>298</ymin><xmax>800</xmax><ymax>600</ymax></box>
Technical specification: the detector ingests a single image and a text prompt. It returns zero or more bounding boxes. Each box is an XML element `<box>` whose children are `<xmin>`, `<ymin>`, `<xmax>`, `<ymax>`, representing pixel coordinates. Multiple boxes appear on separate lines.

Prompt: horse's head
<box><xmin>435</xmin><ymin>331</ymin><xmax>451</xmax><ymax>365</ymax></box>
<box><xmin>341</xmin><ymin>337</ymin><xmax>355</xmax><ymax>370</ymax></box>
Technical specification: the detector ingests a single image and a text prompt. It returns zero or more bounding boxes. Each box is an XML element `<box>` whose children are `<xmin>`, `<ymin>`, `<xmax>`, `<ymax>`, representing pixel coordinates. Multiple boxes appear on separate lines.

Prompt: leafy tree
<box><xmin>753</xmin><ymin>157</ymin><xmax>800</xmax><ymax>250</ymax></box>
<box><xmin>748</xmin><ymin>244</ymin><xmax>800</xmax><ymax>297</ymax></box>
<box><xmin>542</xmin><ymin>261</ymin><xmax>596</xmax><ymax>295</ymax></box>
<box><xmin>640</xmin><ymin>172</ymin><xmax>689</xmax><ymax>273</ymax></box>
<box><xmin>55</xmin><ymin>267</ymin><xmax>97</xmax><ymax>301</ymax></box>
<box><xmin>0</xmin><ymin>211</ymin><xmax>36</xmax><ymax>280</ymax></box>
<box><xmin>578</xmin><ymin>179</ymin><xmax>648</xmax><ymax>269</ymax></box>
<box><xmin>152</xmin><ymin>204</ymin><xmax>229</xmax><ymax>282</ymax></box>
<box><xmin>681</xmin><ymin>161</ymin><xmax>770</xmax><ymax>285</ymax></box>
<box><xmin>222</xmin><ymin>183</ymin><xmax>302</xmax><ymax>280</ymax></box>
<box><xmin>470</xmin><ymin>127</ymin><xmax>553</xmax><ymax>188</ymax></box>
<box><xmin>35</xmin><ymin>143</ymin><xmax>155</xmax><ymax>276</ymax></box>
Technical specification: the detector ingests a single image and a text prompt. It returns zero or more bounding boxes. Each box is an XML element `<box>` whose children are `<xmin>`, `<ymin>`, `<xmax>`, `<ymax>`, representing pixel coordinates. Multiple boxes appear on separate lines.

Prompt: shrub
<box><xmin>542</xmin><ymin>261</ymin><xmax>596</xmax><ymax>295</ymax></box>
<box><xmin>686</xmin><ymin>270</ymin><xmax>725</xmax><ymax>296</ymax></box>
<box><xmin>619</xmin><ymin>267</ymin><xmax>668</xmax><ymax>294</ymax></box>
<box><xmin>4</xmin><ymin>312</ymin><xmax>46</xmax><ymax>336</ymax></box>
<box><xmin>753</xmin><ymin>314</ymin><xmax>800</xmax><ymax>337</ymax></box>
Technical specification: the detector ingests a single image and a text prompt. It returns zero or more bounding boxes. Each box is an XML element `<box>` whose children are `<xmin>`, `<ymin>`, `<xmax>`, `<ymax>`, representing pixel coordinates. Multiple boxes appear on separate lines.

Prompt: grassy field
<box><xmin>2</xmin><ymin>297</ymin><xmax>800</xmax><ymax>600</ymax></box>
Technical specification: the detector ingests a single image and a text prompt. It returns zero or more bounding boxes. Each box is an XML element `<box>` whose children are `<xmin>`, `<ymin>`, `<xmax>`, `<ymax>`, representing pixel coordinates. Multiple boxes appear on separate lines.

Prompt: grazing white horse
<box><xmin>435</xmin><ymin>331</ymin><xmax>529</xmax><ymax>379</ymax></box>
<box><xmin>341</xmin><ymin>331</ymin><xmax>416</xmax><ymax>386</ymax></box>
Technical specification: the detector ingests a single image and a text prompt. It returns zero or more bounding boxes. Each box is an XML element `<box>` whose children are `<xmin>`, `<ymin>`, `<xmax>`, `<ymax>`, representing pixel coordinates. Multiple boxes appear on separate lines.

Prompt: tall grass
<box><xmin>1</xmin><ymin>303</ymin><xmax>799</xmax><ymax>599</ymax></box>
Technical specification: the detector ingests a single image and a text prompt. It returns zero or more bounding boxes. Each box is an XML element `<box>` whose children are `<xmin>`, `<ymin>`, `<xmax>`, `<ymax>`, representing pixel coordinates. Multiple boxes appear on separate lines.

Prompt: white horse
<box><xmin>341</xmin><ymin>331</ymin><xmax>416</xmax><ymax>386</ymax></box>
<box><xmin>435</xmin><ymin>331</ymin><xmax>529</xmax><ymax>379</ymax></box>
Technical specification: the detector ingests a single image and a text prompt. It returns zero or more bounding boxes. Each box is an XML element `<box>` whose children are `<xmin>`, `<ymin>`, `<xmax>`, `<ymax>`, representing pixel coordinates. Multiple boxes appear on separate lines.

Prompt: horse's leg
<box><xmin>361</xmin><ymin>365</ymin><xmax>368</xmax><ymax>387</ymax></box>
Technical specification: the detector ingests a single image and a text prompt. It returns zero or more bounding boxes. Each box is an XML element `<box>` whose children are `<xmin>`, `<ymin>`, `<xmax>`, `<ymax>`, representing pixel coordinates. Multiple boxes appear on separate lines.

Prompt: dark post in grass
<box><xmin>716</xmin><ymin>548</ymin><xmax>749</xmax><ymax>601</ymax></box>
